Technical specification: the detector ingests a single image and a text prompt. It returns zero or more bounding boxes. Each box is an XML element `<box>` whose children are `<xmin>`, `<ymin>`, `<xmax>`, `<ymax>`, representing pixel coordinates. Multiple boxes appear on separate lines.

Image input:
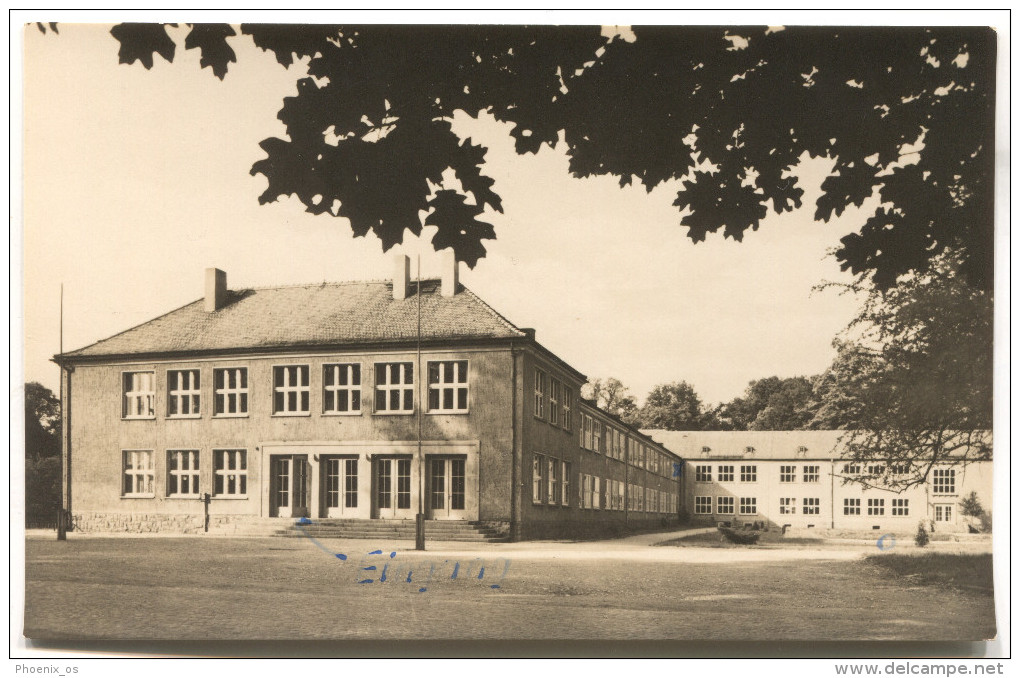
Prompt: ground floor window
<box><xmin>547</xmin><ymin>458</ymin><xmax>559</xmax><ymax>505</ymax></box>
<box><xmin>891</xmin><ymin>498</ymin><xmax>909</xmax><ymax>516</ymax></box>
<box><xmin>934</xmin><ymin>504</ymin><xmax>954</xmax><ymax>522</ymax></box>
<box><xmin>532</xmin><ymin>454</ymin><xmax>545</xmax><ymax>504</ymax></box>
<box><xmin>716</xmin><ymin>496</ymin><xmax>734</xmax><ymax>515</ymax></box>
<box><xmin>779</xmin><ymin>497</ymin><xmax>795</xmax><ymax>515</ymax></box>
<box><xmin>802</xmin><ymin>497</ymin><xmax>820</xmax><ymax>515</ymax></box>
<box><xmin>695</xmin><ymin>496</ymin><xmax>713</xmax><ymax>514</ymax></box>
<box><xmin>843</xmin><ymin>498</ymin><xmax>861</xmax><ymax>515</ymax></box>
<box><xmin>123</xmin><ymin>450</ymin><xmax>154</xmax><ymax>497</ymax></box>
<box><xmin>738</xmin><ymin>497</ymin><xmax>757</xmax><ymax>515</ymax></box>
<box><xmin>167</xmin><ymin>450</ymin><xmax>200</xmax><ymax>497</ymax></box>
<box><xmin>867</xmin><ymin>498</ymin><xmax>885</xmax><ymax>516</ymax></box>
<box><xmin>214</xmin><ymin>449</ymin><xmax>247</xmax><ymax>496</ymax></box>
<box><xmin>561</xmin><ymin>462</ymin><xmax>570</xmax><ymax>507</ymax></box>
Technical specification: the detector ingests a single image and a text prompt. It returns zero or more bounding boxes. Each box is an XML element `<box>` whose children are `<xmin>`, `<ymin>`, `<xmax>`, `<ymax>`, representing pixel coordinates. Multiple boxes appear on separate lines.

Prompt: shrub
<box><xmin>960</xmin><ymin>491</ymin><xmax>984</xmax><ymax>517</ymax></box>
<box><xmin>914</xmin><ymin>521</ymin><xmax>930</xmax><ymax>547</ymax></box>
<box><xmin>718</xmin><ymin>526</ymin><xmax>760</xmax><ymax>545</ymax></box>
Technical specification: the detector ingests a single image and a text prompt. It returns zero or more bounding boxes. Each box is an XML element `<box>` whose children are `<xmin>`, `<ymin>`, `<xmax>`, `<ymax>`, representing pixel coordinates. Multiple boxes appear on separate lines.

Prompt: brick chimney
<box><xmin>440</xmin><ymin>249</ymin><xmax>459</xmax><ymax>297</ymax></box>
<box><xmin>393</xmin><ymin>254</ymin><xmax>410</xmax><ymax>300</ymax></box>
<box><xmin>204</xmin><ymin>268</ymin><xmax>227</xmax><ymax>312</ymax></box>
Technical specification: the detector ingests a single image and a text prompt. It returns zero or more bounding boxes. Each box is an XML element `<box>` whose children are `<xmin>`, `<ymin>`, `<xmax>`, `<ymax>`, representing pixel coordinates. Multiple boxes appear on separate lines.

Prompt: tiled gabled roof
<box><xmin>60</xmin><ymin>279</ymin><xmax>527</xmax><ymax>360</ymax></box>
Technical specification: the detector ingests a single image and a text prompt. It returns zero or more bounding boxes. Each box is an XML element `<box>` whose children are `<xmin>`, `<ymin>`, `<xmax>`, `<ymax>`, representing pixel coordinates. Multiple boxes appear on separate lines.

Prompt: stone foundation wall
<box><xmin>71</xmin><ymin>512</ymin><xmax>242</xmax><ymax>534</ymax></box>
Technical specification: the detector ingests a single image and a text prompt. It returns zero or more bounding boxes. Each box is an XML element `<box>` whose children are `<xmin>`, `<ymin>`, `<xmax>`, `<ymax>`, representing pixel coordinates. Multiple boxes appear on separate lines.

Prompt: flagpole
<box><xmin>415</xmin><ymin>254</ymin><xmax>426</xmax><ymax>551</ymax></box>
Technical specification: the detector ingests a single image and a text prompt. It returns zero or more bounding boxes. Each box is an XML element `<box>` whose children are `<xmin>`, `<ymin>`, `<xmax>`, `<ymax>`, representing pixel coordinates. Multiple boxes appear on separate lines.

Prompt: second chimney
<box><xmin>441</xmin><ymin>249</ymin><xmax>459</xmax><ymax>297</ymax></box>
<box><xmin>393</xmin><ymin>254</ymin><xmax>410</xmax><ymax>300</ymax></box>
<box><xmin>205</xmin><ymin>268</ymin><xmax>227</xmax><ymax>312</ymax></box>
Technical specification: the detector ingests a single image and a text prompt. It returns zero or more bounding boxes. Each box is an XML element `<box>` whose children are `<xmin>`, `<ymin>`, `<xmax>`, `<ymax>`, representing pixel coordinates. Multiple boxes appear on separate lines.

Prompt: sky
<box><xmin>17</xmin><ymin>21</ymin><xmax>935</xmax><ymax>406</ymax></box>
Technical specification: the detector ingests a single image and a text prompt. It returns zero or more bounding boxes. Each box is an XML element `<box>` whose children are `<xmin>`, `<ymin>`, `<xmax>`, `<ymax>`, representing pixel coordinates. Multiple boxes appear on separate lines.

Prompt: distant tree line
<box><xmin>25</xmin><ymin>382</ymin><xmax>62</xmax><ymax>527</ymax></box>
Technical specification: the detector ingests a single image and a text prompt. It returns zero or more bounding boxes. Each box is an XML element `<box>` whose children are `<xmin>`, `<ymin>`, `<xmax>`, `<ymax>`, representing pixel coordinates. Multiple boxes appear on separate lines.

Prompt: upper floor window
<box><xmin>534</xmin><ymin>369</ymin><xmax>546</xmax><ymax>419</ymax></box>
<box><xmin>803</xmin><ymin>465</ymin><xmax>820</xmax><ymax>483</ymax></box>
<box><xmin>549</xmin><ymin>378</ymin><xmax>560</xmax><ymax>426</ymax></box>
<box><xmin>592</xmin><ymin>420</ymin><xmax>602</xmax><ymax>454</ymax></box>
<box><xmin>562</xmin><ymin>388</ymin><xmax>573</xmax><ymax>431</ymax></box>
<box><xmin>213</xmin><ymin>367</ymin><xmax>248</xmax><ymax>416</ymax></box>
<box><xmin>167</xmin><ymin>369</ymin><xmax>201</xmax><ymax>418</ymax></box>
<box><xmin>842</xmin><ymin>463</ymin><xmax>861</xmax><ymax>475</ymax></box>
<box><xmin>427</xmin><ymin>360</ymin><xmax>468</xmax><ymax>413</ymax></box>
<box><xmin>167</xmin><ymin>450</ymin><xmax>200</xmax><ymax>497</ymax></box>
<box><xmin>695</xmin><ymin>465</ymin><xmax>712</xmax><ymax>483</ymax></box>
<box><xmin>779</xmin><ymin>465</ymin><xmax>796</xmax><ymax>483</ymax></box>
<box><xmin>717</xmin><ymin>465</ymin><xmax>735</xmax><ymax>482</ymax></box>
<box><xmin>324</xmin><ymin>363</ymin><xmax>361</xmax><ymax>414</ymax></box>
<box><xmin>375</xmin><ymin>362</ymin><xmax>413</xmax><ymax>413</ymax></box>
<box><xmin>122</xmin><ymin>371</ymin><xmax>155</xmax><ymax>419</ymax></box>
<box><xmin>867</xmin><ymin>464</ymin><xmax>886</xmax><ymax>477</ymax></box>
<box><xmin>740</xmin><ymin>465</ymin><xmax>757</xmax><ymax>483</ymax></box>
<box><xmin>122</xmin><ymin>449</ymin><xmax>154</xmax><ymax>497</ymax></box>
<box><xmin>273</xmin><ymin>365</ymin><xmax>310</xmax><ymax>414</ymax></box>
<box><xmin>932</xmin><ymin>468</ymin><xmax>956</xmax><ymax>495</ymax></box>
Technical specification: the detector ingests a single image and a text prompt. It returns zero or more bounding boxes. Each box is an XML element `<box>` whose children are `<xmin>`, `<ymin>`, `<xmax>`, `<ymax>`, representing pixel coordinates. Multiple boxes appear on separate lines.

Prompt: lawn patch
<box><xmin>865</xmin><ymin>552</ymin><xmax>994</xmax><ymax>595</ymax></box>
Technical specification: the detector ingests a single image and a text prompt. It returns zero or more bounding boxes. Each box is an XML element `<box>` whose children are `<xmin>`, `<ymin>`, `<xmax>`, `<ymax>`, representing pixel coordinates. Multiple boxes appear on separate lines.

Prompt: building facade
<box><xmin>645</xmin><ymin>430</ymin><xmax>993</xmax><ymax>534</ymax></box>
<box><xmin>55</xmin><ymin>255</ymin><xmax>681</xmax><ymax>539</ymax></box>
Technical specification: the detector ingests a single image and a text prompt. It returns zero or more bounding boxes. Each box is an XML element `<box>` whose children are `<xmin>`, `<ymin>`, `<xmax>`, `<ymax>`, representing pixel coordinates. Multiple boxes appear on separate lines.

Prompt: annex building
<box><xmin>54</xmin><ymin>255</ymin><xmax>681</xmax><ymax>540</ymax></box>
<box><xmin>646</xmin><ymin>430</ymin><xmax>993</xmax><ymax>534</ymax></box>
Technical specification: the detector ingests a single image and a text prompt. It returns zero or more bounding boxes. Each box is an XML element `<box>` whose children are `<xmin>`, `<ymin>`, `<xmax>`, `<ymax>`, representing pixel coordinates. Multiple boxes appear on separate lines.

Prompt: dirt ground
<box><xmin>21</xmin><ymin>533</ymin><xmax>996</xmax><ymax>642</ymax></box>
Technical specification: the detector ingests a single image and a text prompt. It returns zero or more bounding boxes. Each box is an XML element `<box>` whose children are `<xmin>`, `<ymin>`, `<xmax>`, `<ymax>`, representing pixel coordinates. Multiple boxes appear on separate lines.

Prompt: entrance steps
<box><xmin>275</xmin><ymin>518</ymin><xmax>510</xmax><ymax>542</ymax></box>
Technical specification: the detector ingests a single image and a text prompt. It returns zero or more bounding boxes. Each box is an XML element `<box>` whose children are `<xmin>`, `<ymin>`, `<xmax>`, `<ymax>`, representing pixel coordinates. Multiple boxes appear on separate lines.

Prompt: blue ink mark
<box><xmin>369</xmin><ymin>549</ymin><xmax>383</xmax><ymax>555</ymax></box>
<box><xmin>877</xmin><ymin>534</ymin><xmax>896</xmax><ymax>551</ymax></box>
<box><xmin>359</xmin><ymin>579</ymin><xmax>374</xmax><ymax>584</ymax></box>
<box><xmin>406</xmin><ymin>571</ymin><xmax>413</xmax><ymax>583</ymax></box>
<box><xmin>672</xmin><ymin>461</ymin><xmax>685</xmax><ymax>478</ymax></box>
<box><xmin>297</xmin><ymin>516</ymin><xmax>313</xmax><ymax>525</ymax></box>
<box><xmin>390</xmin><ymin>551</ymin><xmax>396</xmax><ymax>558</ymax></box>
<box><xmin>419</xmin><ymin>587</ymin><xmax>427</xmax><ymax>593</ymax></box>
<box><xmin>295</xmin><ymin>524</ymin><xmax>347</xmax><ymax>561</ymax></box>
<box><xmin>362</xmin><ymin>565</ymin><xmax>377</xmax><ymax>571</ymax></box>
<box><xmin>477</xmin><ymin>566</ymin><xmax>485</xmax><ymax>580</ymax></box>
<box><xmin>380</xmin><ymin>564</ymin><xmax>388</xmax><ymax>582</ymax></box>
<box><xmin>490</xmin><ymin>585</ymin><xmax>500</xmax><ymax>589</ymax></box>
<box><xmin>335</xmin><ymin>553</ymin><xmax>347</xmax><ymax>561</ymax></box>
<box><xmin>451</xmin><ymin>562</ymin><xmax>459</xmax><ymax>580</ymax></box>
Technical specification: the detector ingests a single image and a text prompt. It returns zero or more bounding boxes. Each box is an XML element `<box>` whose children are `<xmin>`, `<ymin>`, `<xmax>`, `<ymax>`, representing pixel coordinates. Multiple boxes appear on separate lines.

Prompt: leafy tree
<box><xmin>959</xmin><ymin>491</ymin><xmax>984</xmax><ymax>518</ymax></box>
<box><xmin>811</xmin><ymin>250</ymin><xmax>992</xmax><ymax>489</ymax></box>
<box><xmin>718</xmin><ymin>376</ymin><xmax>818</xmax><ymax>430</ymax></box>
<box><xmin>582</xmin><ymin>377</ymin><xmax>639</xmax><ymax>425</ymax></box>
<box><xmin>24</xmin><ymin>382</ymin><xmax>62</xmax><ymax>526</ymax></box>
<box><xmin>639</xmin><ymin>381</ymin><xmax>706</xmax><ymax>431</ymax></box>
<box><xmin>59</xmin><ymin>23</ymin><xmax>995</xmax><ymax>288</ymax></box>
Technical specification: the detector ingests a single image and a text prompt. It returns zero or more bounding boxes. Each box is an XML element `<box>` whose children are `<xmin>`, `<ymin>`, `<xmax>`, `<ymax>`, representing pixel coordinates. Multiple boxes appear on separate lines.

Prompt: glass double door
<box><xmin>373</xmin><ymin>457</ymin><xmax>414</xmax><ymax>519</ymax></box>
<box><xmin>427</xmin><ymin>457</ymin><xmax>467</xmax><ymax>520</ymax></box>
<box><xmin>270</xmin><ymin>455</ymin><xmax>309</xmax><ymax>518</ymax></box>
<box><xmin>323</xmin><ymin>456</ymin><xmax>360</xmax><ymax>518</ymax></box>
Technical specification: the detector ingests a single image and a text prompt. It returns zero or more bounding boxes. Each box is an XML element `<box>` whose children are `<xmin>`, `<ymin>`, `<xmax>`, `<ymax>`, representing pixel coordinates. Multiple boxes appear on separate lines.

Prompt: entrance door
<box><xmin>427</xmin><ymin>457</ymin><xmax>468</xmax><ymax>520</ymax></box>
<box><xmin>324</xmin><ymin>457</ymin><xmax>359</xmax><ymax>518</ymax></box>
<box><xmin>270</xmin><ymin>455</ymin><xmax>309</xmax><ymax>518</ymax></box>
<box><xmin>374</xmin><ymin>457</ymin><xmax>413</xmax><ymax>519</ymax></box>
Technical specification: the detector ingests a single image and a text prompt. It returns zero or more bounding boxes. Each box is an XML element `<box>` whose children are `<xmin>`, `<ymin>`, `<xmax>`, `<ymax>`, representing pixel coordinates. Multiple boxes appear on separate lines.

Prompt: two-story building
<box><xmin>646</xmin><ymin>430</ymin><xmax>993</xmax><ymax>534</ymax></box>
<box><xmin>54</xmin><ymin>253</ymin><xmax>681</xmax><ymax>540</ymax></box>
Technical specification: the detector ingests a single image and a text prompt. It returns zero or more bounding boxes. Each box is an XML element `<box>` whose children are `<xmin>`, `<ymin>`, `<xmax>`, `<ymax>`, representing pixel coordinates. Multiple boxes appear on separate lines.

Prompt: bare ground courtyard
<box><xmin>22</xmin><ymin>531</ymin><xmax>996</xmax><ymax>642</ymax></box>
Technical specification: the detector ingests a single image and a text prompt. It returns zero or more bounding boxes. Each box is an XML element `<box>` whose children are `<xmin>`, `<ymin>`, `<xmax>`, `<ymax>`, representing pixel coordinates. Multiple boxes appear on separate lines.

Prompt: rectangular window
<box><xmin>273</xmin><ymin>365</ymin><xmax>310</xmax><ymax>414</ymax></box>
<box><xmin>167</xmin><ymin>369</ymin><xmax>201</xmax><ymax>417</ymax></box>
<box><xmin>375</xmin><ymin>362</ymin><xmax>414</xmax><ymax>413</ymax></box>
<box><xmin>562</xmin><ymin>388</ymin><xmax>573</xmax><ymax>431</ymax></box>
<box><xmin>932</xmin><ymin>468</ymin><xmax>955</xmax><ymax>495</ymax></box>
<box><xmin>122</xmin><ymin>371</ymin><xmax>155</xmax><ymax>419</ymax></box>
<box><xmin>561</xmin><ymin>461</ymin><xmax>570</xmax><ymax>507</ymax></box>
<box><xmin>532</xmin><ymin>454</ymin><xmax>544</xmax><ymax>504</ymax></box>
<box><xmin>867</xmin><ymin>464</ymin><xmax>886</xmax><ymax>477</ymax></box>
<box><xmin>547</xmin><ymin>457</ymin><xmax>558</xmax><ymax>505</ymax></box>
<box><xmin>593</xmin><ymin>476</ymin><xmax>601</xmax><ymax>510</ymax></box>
<box><xmin>396</xmin><ymin>459</ymin><xmax>411</xmax><ymax>509</ymax></box>
<box><xmin>717</xmin><ymin>465</ymin><xmax>734</xmax><ymax>482</ymax></box>
<box><xmin>843</xmin><ymin>498</ymin><xmax>861</xmax><ymax>515</ymax></box>
<box><xmin>450</xmin><ymin>458</ymin><xmax>465</xmax><ymax>511</ymax></box>
<box><xmin>614</xmin><ymin>479</ymin><xmax>625</xmax><ymax>511</ymax></box>
<box><xmin>803</xmin><ymin>497</ymin><xmax>820</xmax><ymax>515</ymax></box>
<box><xmin>891</xmin><ymin>498</ymin><xmax>909</xmax><ymax>516</ymax></box>
<box><xmin>803</xmin><ymin>465</ymin><xmax>820</xmax><ymax>483</ymax></box>
<box><xmin>534</xmin><ymin>369</ymin><xmax>546</xmax><ymax>419</ymax></box>
<box><xmin>779</xmin><ymin>497</ymin><xmax>796</xmax><ymax>515</ymax></box>
<box><xmin>166</xmin><ymin>450</ymin><xmax>200</xmax><ymax>497</ymax></box>
<box><xmin>592</xmin><ymin>420</ymin><xmax>602</xmax><ymax>454</ymax></box>
<box><xmin>934</xmin><ymin>504</ymin><xmax>953</xmax><ymax>522</ymax></box>
<box><xmin>695</xmin><ymin>465</ymin><xmax>712</xmax><ymax>483</ymax></box>
<box><xmin>344</xmin><ymin>458</ymin><xmax>359</xmax><ymax>508</ymax></box>
<box><xmin>213</xmin><ymin>367</ymin><xmax>248</xmax><ymax>416</ymax></box>
<box><xmin>213</xmin><ymin>449</ymin><xmax>247</xmax><ymax>497</ymax></box>
<box><xmin>842</xmin><ymin>463</ymin><xmax>861</xmax><ymax>475</ymax></box>
<box><xmin>427</xmin><ymin>360</ymin><xmax>468</xmax><ymax>413</ymax></box>
<box><xmin>739</xmin><ymin>497</ymin><xmax>757</xmax><ymax>515</ymax></box>
<box><xmin>581</xmin><ymin>414</ymin><xmax>592</xmax><ymax>450</ymax></box>
<box><xmin>867</xmin><ymin>498</ymin><xmax>885</xmax><ymax>516</ymax></box>
<box><xmin>890</xmin><ymin>463</ymin><xmax>911</xmax><ymax>476</ymax></box>
<box><xmin>549</xmin><ymin>378</ymin><xmax>560</xmax><ymax>426</ymax></box>
<box><xmin>695</xmin><ymin>496</ymin><xmax>713</xmax><ymax>514</ymax></box>
<box><xmin>122</xmin><ymin>450</ymin><xmax>154</xmax><ymax>496</ymax></box>
<box><xmin>716</xmin><ymin>496</ymin><xmax>734</xmax><ymax>515</ymax></box>
<box><xmin>780</xmin><ymin>465</ymin><xmax>796</xmax><ymax>483</ymax></box>
<box><xmin>740</xmin><ymin>465</ymin><xmax>757</xmax><ymax>483</ymax></box>
<box><xmin>323</xmin><ymin>363</ymin><xmax>361</xmax><ymax>414</ymax></box>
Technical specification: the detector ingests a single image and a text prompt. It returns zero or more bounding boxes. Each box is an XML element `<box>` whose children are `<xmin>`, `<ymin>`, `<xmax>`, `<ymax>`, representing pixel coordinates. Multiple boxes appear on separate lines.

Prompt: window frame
<box><xmin>561</xmin><ymin>387</ymin><xmax>573</xmax><ymax>431</ymax></box>
<box><xmin>779</xmin><ymin>465</ymin><xmax>796</xmax><ymax>483</ymax></box>
<box><xmin>272</xmin><ymin>364</ymin><xmax>311</xmax><ymax>416</ymax></box>
<box><xmin>717</xmin><ymin>465</ymin><xmax>735</xmax><ymax>483</ymax></box>
<box><xmin>213</xmin><ymin>449</ymin><xmax>248</xmax><ymax>498</ymax></box>
<box><xmin>716</xmin><ymin>496</ymin><xmax>735</xmax><ymax>515</ymax></box>
<box><xmin>322</xmin><ymin>362</ymin><xmax>363</xmax><ymax>416</ymax></box>
<box><xmin>166</xmin><ymin>369</ymin><xmax>201</xmax><ymax>419</ymax></box>
<box><xmin>802</xmin><ymin>465</ymin><xmax>820</xmax><ymax>483</ymax></box>
<box><xmin>932</xmin><ymin>468</ymin><xmax>956</xmax><ymax>495</ymax></box>
<box><xmin>694</xmin><ymin>495</ymin><xmax>713</xmax><ymax>515</ymax></box>
<box><xmin>695</xmin><ymin>465</ymin><xmax>712</xmax><ymax>483</ymax></box>
<box><xmin>213</xmin><ymin>366</ymin><xmax>249</xmax><ymax>418</ymax></box>
<box><xmin>166</xmin><ymin>449</ymin><xmax>201</xmax><ymax>498</ymax></box>
<box><xmin>891</xmin><ymin>498</ymin><xmax>909</xmax><ymax>516</ymax></box>
<box><xmin>843</xmin><ymin>498</ymin><xmax>861</xmax><ymax>515</ymax></box>
<box><xmin>802</xmin><ymin>497</ymin><xmax>820</xmax><ymax>515</ymax></box>
<box><xmin>122</xmin><ymin>370</ymin><xmax>156</xmax><ymax>420</ymax></box>
<box><xmin>533</xmin><ymin>368</ymin><xmax>547</xmax><ymax>420</ymax></box>
<box><xmin>122</xmin><ymin>449</ymin><xmax>155</xmax><ymax>498</ymax></box>
<box><xmin>740</xmin><ymin>465</ymin><xmax>758</xmax><ymax>483</ymax></box>
<box><xmin>867</xmin><ymin>498</ymin><xmax>885</xmax><ymax>516</ymax></box>
<box><xmin>532</xmin><ymin>453</ymin><xmax>545</xmax><ymax>505</ymax></box>
<box><xmin>374</xmin><ymin>361</ymin><xmax>415</xmax><ymax>415</ymax></box>
<box><xmin>779</xmin><ymin>497</ymin><xmax>796</xmax><ymax>515</ymax></box>
<box><xmin>426</xmin><ymin>360</ymin><xmax>469</xmax><ymax>414</ymax></box>
<box><xmin>738</xmin><ymin>497</ymin><xmax>757</xmax><ymax>516</ymax></box>
<box><xmin>549</xmin><ymin>378</ymin><xmax>560</xmax><ymax>426</ymax></box>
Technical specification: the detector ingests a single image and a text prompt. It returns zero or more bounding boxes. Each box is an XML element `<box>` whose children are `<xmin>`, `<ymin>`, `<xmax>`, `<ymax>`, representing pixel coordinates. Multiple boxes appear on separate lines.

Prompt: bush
<box><xmin>718</xmin><ymin>526</ymin><xmax>761</xmax><ymax>545</ymax></box>
<box><xmin>26</xmin><ymin>456</ymin><xmax>61</xmax><ymax>528</ymax></box>
<box><xmin>914</xmin><ymin>521</ymin><xmax>930</xmax><ymax>547</ymax></box>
